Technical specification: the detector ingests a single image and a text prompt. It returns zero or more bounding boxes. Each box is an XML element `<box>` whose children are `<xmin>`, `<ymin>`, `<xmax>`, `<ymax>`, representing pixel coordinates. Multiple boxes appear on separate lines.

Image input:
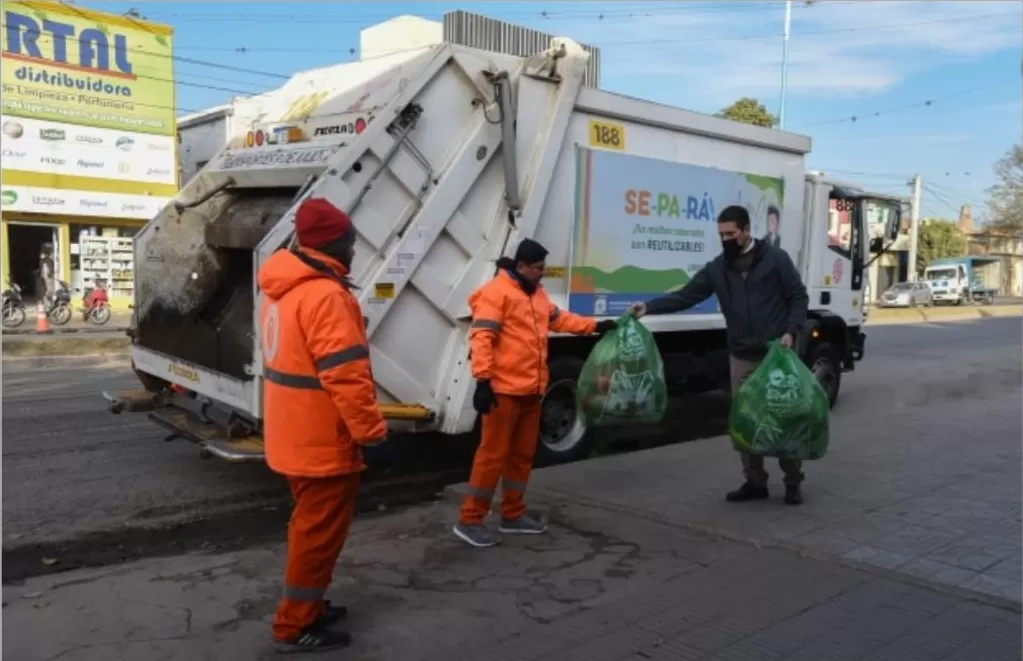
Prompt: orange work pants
<box><xmin>272</xmin><ymin>473</ymin><xmax>361</xmax><ymax>642</ymax></box>
<box><xmin>459</xmin><ymin>394</ymin><xmax>542</xmax><ymax>525</ymax></box>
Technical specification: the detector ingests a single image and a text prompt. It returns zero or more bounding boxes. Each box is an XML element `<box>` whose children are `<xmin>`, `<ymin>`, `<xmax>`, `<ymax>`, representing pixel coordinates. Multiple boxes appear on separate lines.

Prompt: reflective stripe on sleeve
<box><xmin>264</xmin><ymin>367</ymin><xmax>322</xmax><ymax>390</ymax></box>
<box><xmin>471</xmin><ymin>319</ymin><xmax>501</xmax><ymax>332</ymax></box>
<box><xmin>282</xmin><ymin>585</ymin><xmax>326</xmax><ymax>602</ymax></box>
<box><xmin>315</xmin><ymin>344</ymin><xmax>370</xmax><ymax>372</ymax></box>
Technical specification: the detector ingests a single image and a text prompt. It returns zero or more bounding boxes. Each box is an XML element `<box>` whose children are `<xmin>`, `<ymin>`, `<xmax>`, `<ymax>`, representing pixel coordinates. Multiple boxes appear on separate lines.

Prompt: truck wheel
<box><xmin>806</xmin><ymin>342</ymin><xmax>841</xmax><ymax>410</ymax></box>
<box><xmin>536</xmin><ymin>356</ymin><xmax>595</xmax><ymax>466</ymax></box>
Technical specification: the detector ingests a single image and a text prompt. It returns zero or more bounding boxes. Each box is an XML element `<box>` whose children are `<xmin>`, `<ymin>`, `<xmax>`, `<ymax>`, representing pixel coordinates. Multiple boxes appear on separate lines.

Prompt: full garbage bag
<box><xmin>728</xmin><ymin>341</ymin><xmax>830</xmax><ymax>460</ymax></box>
<box><xmin>577</xmin><ymin>315</ymin><xmax>668</xmax><ymax>427</ymax></box>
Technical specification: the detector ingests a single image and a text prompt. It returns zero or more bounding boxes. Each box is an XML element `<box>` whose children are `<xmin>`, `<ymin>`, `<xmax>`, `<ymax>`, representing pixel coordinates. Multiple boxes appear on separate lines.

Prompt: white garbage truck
<box><xmin>105</xmin><ymin>37</ymin><xmax>901</xmax><ymax>464</ymax></box>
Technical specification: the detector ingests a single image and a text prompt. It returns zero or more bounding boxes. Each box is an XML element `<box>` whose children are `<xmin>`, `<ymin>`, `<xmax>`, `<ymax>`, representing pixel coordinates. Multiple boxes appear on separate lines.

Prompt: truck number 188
<box><xmin>588</xmin><ymin>118</ymin><xmax>626</xmax><ymax>151</ymax></box>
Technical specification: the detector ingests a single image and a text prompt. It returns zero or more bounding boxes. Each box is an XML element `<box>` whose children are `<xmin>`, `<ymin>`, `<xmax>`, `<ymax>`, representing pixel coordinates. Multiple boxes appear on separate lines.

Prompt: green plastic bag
<box><xmin>577</xmin><ymin>315</ymin><xmax>668</xmax><ymax>427</ymax></box>
<box><xmin>728</xmin><ymin>342</ymin><xmax>830</xmax><ymax>460</ymax></box>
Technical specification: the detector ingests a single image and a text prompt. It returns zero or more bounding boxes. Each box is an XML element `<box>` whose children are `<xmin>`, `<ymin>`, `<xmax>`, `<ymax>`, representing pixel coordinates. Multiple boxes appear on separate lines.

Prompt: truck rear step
<box><xmin>149</xmin><ymin>407</ymin><xmax>265</xmax><ymax>462</ymax></box>
<box><xmin>104</xmin><ymin>389</ymin><xmax>434</xmax><ymax>462</ymax></box>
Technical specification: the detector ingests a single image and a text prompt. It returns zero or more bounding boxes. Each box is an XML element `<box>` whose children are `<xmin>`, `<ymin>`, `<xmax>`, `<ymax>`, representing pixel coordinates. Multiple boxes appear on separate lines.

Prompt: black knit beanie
<box><xmin>514</xmin><ymin>238</ymin><xmax>548</xmax><ymax>265</ymax></box>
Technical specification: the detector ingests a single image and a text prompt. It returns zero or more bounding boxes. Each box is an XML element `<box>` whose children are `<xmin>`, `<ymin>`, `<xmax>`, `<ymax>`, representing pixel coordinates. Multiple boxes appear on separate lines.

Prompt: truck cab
<box><xmin>799</xmin><ymin>177</ymin><xmax>902</xmax><ymax>388</ymax></box>
<box><xmin>925</xmin><ymin>256</ymin><xmax>1001</xmax><ymax>305</ymax></box>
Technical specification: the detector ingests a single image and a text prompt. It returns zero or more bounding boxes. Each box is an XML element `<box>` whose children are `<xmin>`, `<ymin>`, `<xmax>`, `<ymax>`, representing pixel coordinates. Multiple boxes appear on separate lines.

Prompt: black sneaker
<box><xmin>274</xmin><ymin>629</ymin><xmax>352</xmax><ymax>654</ymax></box>
<box><xmin>784</xmin><ymin>484</ymin><xmax>804</xmax><ymax>506</ymax></box>
<box><xmin>313</xmin><ymin>600</ymin><xmax>347</xmax><ymax>629</ymax></box>
<box><xmin>725</xmin><ymin>482</ymin><xmax>769</xmax><ymax>502</ymax></box>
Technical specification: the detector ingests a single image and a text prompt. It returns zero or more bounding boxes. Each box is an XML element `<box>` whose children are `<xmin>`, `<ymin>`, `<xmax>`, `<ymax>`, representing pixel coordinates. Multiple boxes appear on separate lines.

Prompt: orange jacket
<box><xmin>257</xmin><ymin>247</ymin><xmax>386</xmax><ymax>478</ymax></box>
<box><xmin>469</xmin><ymin>269</ymin><xmax>596</xmax><ymax>395</ymax></box>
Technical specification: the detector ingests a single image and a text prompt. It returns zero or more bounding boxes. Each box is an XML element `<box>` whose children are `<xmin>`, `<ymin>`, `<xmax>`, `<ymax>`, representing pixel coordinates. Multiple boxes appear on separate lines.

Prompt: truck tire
<box><xmin>536</xmin><ymin>356</ymin><xmax>595</xmax><ymax>466</ymax></box>
<box><xmin>805</xmin><ymin>342</ymin><xmax>841</xmax><ymax>410</ymax></box>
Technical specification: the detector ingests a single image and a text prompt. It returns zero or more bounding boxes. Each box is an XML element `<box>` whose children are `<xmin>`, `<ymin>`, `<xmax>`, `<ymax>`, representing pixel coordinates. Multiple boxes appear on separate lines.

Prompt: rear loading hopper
<box><xmin>107</xmin><ymin>39</ymin><xmax>592</xmax><ymax>461</ymax></box>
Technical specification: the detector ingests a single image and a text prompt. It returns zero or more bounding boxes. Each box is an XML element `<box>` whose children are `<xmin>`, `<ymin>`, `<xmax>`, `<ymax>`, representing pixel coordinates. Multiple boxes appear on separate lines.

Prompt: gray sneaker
<box><xmin>452</xmin><ymin>522</ymin><xmax>500</xmax><ymax>548</ymax></box>
<box><xmin>499</xmin><ymin>514</ymin><xmax>548</xmax><ymax>535</ymax></box>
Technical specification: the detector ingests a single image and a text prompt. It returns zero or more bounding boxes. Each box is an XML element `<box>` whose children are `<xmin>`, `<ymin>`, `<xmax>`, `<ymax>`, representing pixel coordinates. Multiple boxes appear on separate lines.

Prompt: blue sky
<box><xmin>88</xmin><ymin>0</ymin><xmax>1022</xmax><ymax>221</ymax></box>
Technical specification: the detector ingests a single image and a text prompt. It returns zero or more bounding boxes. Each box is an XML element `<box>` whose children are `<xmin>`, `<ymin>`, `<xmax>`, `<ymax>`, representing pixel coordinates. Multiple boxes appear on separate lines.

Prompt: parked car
<box><xmin>879</xmin><ymin>282</ymin><xmax>933</xmax><ymax>308</ymax></box>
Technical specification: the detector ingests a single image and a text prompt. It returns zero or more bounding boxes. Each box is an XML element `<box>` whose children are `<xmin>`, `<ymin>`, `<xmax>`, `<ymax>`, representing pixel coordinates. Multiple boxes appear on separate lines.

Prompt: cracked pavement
<box><xmin>3</xmin><ymin>496</ymin><xmax>1020</xmax><ymax>661</ymax></box>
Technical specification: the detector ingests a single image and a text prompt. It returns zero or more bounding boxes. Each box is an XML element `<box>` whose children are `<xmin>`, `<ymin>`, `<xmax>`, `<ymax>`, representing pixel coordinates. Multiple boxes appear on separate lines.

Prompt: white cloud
<box><xmin>553</xmin><ymin>0</ymin><xmax>1021</xmax><ymax>104</ymax></box>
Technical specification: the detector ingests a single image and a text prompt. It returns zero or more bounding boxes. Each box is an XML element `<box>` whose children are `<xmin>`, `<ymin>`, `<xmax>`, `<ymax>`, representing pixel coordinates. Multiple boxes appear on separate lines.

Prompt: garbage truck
<box><xmin>104</xmin><ymin>37</ymin><xmax>901</xmax><ymax>465</ymax></box>
<box><xmin>924</xmin><ymin>256</ymin><xmax>1002</xmax><ymax>305</ymax></box>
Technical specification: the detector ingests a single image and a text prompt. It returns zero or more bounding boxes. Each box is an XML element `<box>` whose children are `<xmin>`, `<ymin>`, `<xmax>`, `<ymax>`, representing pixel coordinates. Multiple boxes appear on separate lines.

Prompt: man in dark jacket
<box><xmin>630</xmin><ymin>205</ymin><xmax>810</xmax><ymax>505</ymax></box>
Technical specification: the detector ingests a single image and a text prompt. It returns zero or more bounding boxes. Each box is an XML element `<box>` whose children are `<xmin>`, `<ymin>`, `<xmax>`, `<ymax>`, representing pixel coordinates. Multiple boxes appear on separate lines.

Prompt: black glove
<box><xmin>594</xmin><ymin>319</ymin><xmax>617</xmax><ymax>334</ymax></box>
<box><xmin>472</xmin><ymin>379</ymin><xmax>497</xmax><ymax>415</ymax></box>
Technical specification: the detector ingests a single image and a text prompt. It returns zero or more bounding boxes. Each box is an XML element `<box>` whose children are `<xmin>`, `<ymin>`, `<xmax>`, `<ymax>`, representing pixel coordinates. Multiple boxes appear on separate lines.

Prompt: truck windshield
<box><xmin>863</xmin><ymin>201</ymin><xmax>892</xmax><ymax>241</ymax></box>
<box><xmin>927</xmin><ymin>269</ymin><xmax>957</xmax><ymax>280</ymax></box>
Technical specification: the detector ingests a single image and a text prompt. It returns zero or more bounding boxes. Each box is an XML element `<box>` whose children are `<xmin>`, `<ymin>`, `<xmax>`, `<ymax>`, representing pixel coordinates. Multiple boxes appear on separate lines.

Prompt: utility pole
<box><xmin>907</xmin><ymin>174</ymin><xmax>922</xmax><ymax>282</ymax></box>
<box><xmin>779</xmin><ymin>0</ymin><xmax>792</xmax><ymax>129</ymax></box>
<box><xmin>779</xmin><ymin>0</ymin><xmax>816</xmax><ymax>130</ymax></box>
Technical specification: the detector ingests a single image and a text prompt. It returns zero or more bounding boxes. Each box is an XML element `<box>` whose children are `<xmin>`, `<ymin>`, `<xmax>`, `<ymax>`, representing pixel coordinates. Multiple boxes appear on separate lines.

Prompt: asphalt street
<box><xmin>2</xmin><ymin>317</ymin><xmax>1020</xmax><ymax>580</ymax></box>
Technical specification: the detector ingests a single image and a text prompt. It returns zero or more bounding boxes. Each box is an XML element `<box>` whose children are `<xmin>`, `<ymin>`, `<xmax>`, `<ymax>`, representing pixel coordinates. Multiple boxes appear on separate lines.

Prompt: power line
<box><xmin>791</xmin><ymin>80</ymin><xmax>1016</xmax><ymax>130</ymax></box>
<box><xmin>923</xmin><ymin>184</ymin><xmax>963</xmax><ymax>216</ymax></box>
<box><xmin>0</xmin><ymin>22</ymin><xmax>292</xmax><ymax>81</ymax></box>
<box><xmin>145</xmin><ymin>2</ymin><xmax>799</xmax><ymax>24</ymax></box>
<box><xmin>162</xmin><ymin>10</ymin><xmax>1017</xmax><ymax>55</ymax></box>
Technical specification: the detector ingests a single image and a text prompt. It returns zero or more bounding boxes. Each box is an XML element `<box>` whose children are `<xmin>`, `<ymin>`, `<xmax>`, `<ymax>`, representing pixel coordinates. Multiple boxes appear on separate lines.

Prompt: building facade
<box><xmin>959</xmin><ymin>206</ymin><xmax>1023</xmax><ymax>296</ymax></box>
<box><xmin>0</xmin><ymin>1</ymin><xmax>177</xmax><ymax>308</ymax></box>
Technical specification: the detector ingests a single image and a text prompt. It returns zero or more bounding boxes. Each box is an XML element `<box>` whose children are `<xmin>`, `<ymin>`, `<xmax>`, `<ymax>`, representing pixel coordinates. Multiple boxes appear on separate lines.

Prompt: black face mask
<box><xmin>722</xmin><ymin>238</ymin><xmax>743</xmax><ymax>260</ymax></box>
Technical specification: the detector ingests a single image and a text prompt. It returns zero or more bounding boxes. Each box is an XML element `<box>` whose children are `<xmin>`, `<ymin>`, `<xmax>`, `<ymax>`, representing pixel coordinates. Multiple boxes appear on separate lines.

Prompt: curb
<box><xmin>1</xmin><ymin>335</ymin><xmax>131</xmax><ymax>359</ymax></box>
<box><xmin>1</xmin><ymin>325</ymin><xmax>130</xmax><ymax>336</ymax></box>
<box><xmin>867</xmin><ymin>304</ymin><xmax>1021</xmax><ymax>326</ymax></box>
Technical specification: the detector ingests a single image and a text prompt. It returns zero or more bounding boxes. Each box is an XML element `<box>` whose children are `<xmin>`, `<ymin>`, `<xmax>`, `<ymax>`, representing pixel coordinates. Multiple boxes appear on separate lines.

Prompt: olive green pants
<box><xmin>729</xmin><ymin>355</ymin><xmax>804</xmax><ymax>487</ymax></box>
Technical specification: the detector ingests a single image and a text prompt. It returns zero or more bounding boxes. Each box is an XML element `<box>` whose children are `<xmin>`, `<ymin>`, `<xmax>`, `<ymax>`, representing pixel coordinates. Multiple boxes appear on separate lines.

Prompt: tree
<box><xmin>916</xmin><ymin>219</ymin><xmax>967</xmax><ymax>275</ymax></box>
<box><xmin>717</xmin><ymin>97</ymin><xmax>778</xmax><ymax>128</ymax></box>
<box><xmin>984</xmin><ymin>144</ymin><xmax>1023</xmax><ymax>235</ymax></box>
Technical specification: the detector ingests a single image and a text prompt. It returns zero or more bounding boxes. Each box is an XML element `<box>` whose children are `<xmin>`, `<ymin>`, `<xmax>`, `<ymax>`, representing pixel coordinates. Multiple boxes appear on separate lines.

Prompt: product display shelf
<box><xmin>80</xmin><ymin>236</ymin><xmax>135</xmax><ymax>299</ymax></box>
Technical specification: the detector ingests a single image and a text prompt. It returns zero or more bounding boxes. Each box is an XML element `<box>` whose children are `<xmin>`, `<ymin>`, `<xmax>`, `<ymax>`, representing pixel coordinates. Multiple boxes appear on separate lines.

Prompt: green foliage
<box><xmin>917</xmin><ymin>219</ymin><xmax>968</xmax><ymax>276</ymax></box>
<box><xmin>717</xmin><ymin>97</ymin><xmax>778</xmax><ymax>129</ymax></box>
<box><xmin>573</xmin><ymin>266</ymin><xmax>690</xmax><ymax>293</ymax></box>
<box><xmin>985</xmin><ymin>144</ymin><xmax>1023</xmax><ymax>236</ymax></box>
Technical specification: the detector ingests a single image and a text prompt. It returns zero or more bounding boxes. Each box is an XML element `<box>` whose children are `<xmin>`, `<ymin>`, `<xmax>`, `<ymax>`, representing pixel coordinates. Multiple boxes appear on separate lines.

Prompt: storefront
<box><xmin>0</xmin><ymin>213</ymin><xmax>145</xmax><ymax>309</ymax></box>
<box><xmin>0</xmin><ymin>1</ymin><xmax>176</xmax><ymax>311</ymax></box>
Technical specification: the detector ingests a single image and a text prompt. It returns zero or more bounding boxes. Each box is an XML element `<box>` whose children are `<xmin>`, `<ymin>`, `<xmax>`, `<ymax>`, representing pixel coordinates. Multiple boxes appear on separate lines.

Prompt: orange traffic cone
<box><xmin>35</xmin><ymin>301</ymin><xmax>51</xmax><ymax>334</ymax></box>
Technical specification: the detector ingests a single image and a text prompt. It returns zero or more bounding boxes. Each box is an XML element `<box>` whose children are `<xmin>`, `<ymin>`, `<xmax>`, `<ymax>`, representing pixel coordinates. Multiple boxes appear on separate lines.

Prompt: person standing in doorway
<box><xmin>629</xmin><ymin>205</ymin><xmax>810</xmax><ymax>505</ymax></box>
<box><xmin>258</xmin><ymin>197</ymin><xmax>386</xmax><ymax>652</ymax></box>
<box><xmin>38</xmin><ymin>243</ymin><xmax>55</xmax><ymax>305</ymax></box>
<box><xmin>454</xmin><ymin>239</ymin><xmax>616</xmax><ymax>547</ymax></box>
<box><xmin>763</xmin><ymin>205</ymin><xmax>781</xmax><ymax>248</ymax></box>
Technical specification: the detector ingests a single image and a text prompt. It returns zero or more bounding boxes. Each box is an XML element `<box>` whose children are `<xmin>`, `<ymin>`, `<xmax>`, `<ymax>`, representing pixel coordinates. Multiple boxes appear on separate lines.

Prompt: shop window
<box><xmin>68</xmin><ymin>224</ymin><xmax>138</xmax><ymax>298</ymax></box>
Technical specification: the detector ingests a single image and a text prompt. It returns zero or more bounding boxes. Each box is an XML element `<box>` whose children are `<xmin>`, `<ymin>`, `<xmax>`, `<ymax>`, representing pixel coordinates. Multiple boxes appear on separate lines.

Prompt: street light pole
<box><xmin>779</xmin><ymin>0</ymin><xmax>792</xmax><ymax>129</ymax></box>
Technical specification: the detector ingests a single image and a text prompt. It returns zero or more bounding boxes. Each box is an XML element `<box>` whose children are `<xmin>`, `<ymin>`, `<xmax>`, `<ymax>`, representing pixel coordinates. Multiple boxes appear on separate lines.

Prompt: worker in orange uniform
<box><xmin>258</xmin><ymin>197</ymin><xmax>387</xmax><ymax>653</ymax></box>
<box><xmin>453</xmin><ymin>238</ymin><xmax>616</xmax><ymax>547</ymax></box>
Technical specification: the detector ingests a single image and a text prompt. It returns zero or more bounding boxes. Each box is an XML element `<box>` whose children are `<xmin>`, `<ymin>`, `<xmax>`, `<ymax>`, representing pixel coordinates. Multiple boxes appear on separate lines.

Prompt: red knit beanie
<box><xmin>294</xmin><ymin>198</ymin><xmax>353</xmax><ymax>249</ymax></box>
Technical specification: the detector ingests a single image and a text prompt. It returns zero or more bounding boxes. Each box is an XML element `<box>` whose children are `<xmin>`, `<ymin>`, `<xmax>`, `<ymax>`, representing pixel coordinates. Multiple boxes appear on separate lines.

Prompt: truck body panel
<box><xmin>925</xmin><ymin>256</ymin><xmax>1002</xmax><ymax>304</ymax></box>
<box><xmin>115</xmin><ymin>37</ymin><xmax>899</xmax><ymax>462</ymax></box>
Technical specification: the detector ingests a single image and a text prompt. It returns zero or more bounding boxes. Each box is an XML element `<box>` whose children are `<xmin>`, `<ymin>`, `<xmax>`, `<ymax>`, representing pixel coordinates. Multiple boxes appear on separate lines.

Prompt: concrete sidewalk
<box><xmin>460</xmin><ymin>373</ymin><xmax>1023</xmax><ymax>606</ymax></box>
<box><xmin>3</xmin><ymin>495</ymin><xmax>1020</xmax><ymax>661</ymax></box>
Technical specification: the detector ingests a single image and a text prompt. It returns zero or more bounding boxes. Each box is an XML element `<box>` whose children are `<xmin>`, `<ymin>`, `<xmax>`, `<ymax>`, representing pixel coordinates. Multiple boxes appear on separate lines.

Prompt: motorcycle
<box><xmin>2</xmin><ymin>280</ymin><xmax>26</xmax><ymax>328</ymax></box>
<box><xmin>46</xmin><ymin>280</ymin><xmax>73</xmax><ymax>326</ymax></box>
<box><xmin>81</xmin><ymin>282</ymin><xmax>112</xmax><ymax>325</ymax></box>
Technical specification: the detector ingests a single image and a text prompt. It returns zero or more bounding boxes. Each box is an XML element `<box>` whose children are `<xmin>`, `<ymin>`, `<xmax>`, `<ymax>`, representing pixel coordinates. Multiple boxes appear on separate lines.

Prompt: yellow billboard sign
<box><xmin>0</xmin><ymin>1</ymin><xmax>175</xmax><ymax>136</ymax></box>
